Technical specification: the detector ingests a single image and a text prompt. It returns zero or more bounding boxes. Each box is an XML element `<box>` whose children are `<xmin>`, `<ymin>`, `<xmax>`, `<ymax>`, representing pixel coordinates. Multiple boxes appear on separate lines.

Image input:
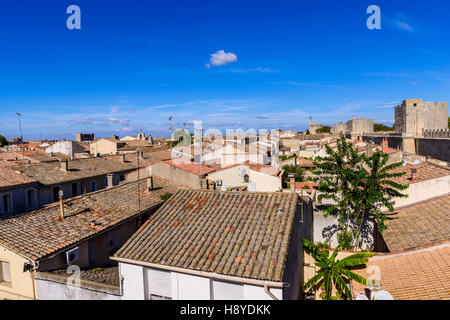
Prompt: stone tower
<box><xmin>395</xmin><ymin>99</ymin><xmax>448</xmax><ymax>137</ymax></box>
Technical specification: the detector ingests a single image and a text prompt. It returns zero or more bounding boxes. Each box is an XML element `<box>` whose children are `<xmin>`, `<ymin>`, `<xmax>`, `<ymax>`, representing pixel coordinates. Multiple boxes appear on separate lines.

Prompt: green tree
<box><xmin>374</xmin><ymin>123</ymin><xmax>395</xmax><ymax>132</ymax></box>
<box><xmin>316</xmin><ymin>126</ymin><xmax>331</xmax><ymax>134</ymax></box>
<box><xmin>302</xmin><ymin>238</ymin><xmax>374</xmax><ymax>300</ymax></box>
<box><xmin>282</xmin><ymin>165</ymin><xmax>305</xmax><ymax>183</ymax></box>
<box><xmin>310</xmin><ymin>134</ymin><xmax>409</xmax><ymax>250</ymax></box>
<box><xmin>0</xmin><ymin>135</ymin><xmax>8</xmax><ymax>147</ymax></box>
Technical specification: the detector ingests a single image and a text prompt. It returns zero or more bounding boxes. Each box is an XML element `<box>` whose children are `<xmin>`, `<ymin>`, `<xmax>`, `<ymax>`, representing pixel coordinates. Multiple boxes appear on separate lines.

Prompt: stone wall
<box><xmin>395</xmin><ymin>99</ymin><xmax>448</xmax><ymax>137</ymax></box>
<box><xmin>416</xmin><ymin>138</ymin><xmax>450</xmax><ymax>162</ymax></box>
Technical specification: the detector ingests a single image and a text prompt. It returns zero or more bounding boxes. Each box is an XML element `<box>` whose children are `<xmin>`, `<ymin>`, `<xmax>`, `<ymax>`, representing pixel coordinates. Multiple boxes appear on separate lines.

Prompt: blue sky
<box><xmin>1</xmin><ymin>0</ymin><xmax>450</xmax><ymax>139</ymax></box>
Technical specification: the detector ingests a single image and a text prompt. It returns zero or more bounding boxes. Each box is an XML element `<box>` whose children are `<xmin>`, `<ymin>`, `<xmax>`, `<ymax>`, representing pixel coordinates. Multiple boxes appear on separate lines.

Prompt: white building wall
<box><xmin>118</xmin><ymin>263</ymin><xmax>283</xmax><ymax>300</ymax></box>
<box><xmin>36</xmin><ymin>279</ymin><xmax>120</xmax><ymax>300</ymax></box>
<box><xmin>392</xmin><ymin>176</ymin><xmax>450</xmax><ymax>209</ymax></box>
<box><xmin>120</xmin><ymin>263</ymin><xmax>145</xmax><ymax>300</ymax></box>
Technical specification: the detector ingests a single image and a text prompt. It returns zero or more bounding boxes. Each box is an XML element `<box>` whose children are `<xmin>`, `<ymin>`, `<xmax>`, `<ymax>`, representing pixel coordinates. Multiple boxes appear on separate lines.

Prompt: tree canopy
<box><xmin>0</xmin><ymin>135</ymin><xmax>8</xmax><ymax>147</ymax></box>
<box><xmin>309</xmin><ymin>134</ymin><xmax>409</xmax><ymax>250</ymax></box>
<box><xmin>282</xmin><ymin>164</ymin><xmax>305</xmax><ymax>183</ymax></box>
<box><xmin>374</xmin><ymin>123</ymin><xmax>395</xmax><ymax>132</ymax></box>
<box><xmin>316</xmin><ymin>126</ymin><xmax>331</xmax><ymax>134</ymax></box>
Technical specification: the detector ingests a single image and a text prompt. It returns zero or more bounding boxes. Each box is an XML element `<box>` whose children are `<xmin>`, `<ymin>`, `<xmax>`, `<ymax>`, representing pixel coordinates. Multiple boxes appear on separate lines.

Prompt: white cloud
<box><xmin>206</xmin><ymin>50</ymin><xmax>237</xmax><ymax>68</ymax></box>
<box><xmin>395</xmin><ymin>21</ymin><xmax>414</xmax><ymax>32</ymax></box>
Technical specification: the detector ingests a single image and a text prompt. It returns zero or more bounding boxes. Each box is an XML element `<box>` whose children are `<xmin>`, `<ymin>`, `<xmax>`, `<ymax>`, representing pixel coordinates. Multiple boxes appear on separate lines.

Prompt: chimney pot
<box><xmin>61</xmin><ymin>160</ymin><xmax>68</xmax><ymax>171</ymax></box>
<box><xmin>59</xmin><ymin>190</ymin><xmax>64</xmax><ymax>219</ymax></box>
<box><xmin>147</xmin><ymin>176</ymin><xmax>154</xmax><ymax>191</ymax></box>
<box><xmin>107</xmin><ymin>174</ymin><xmax>114</xmax><ymax>188</ymax></box>
<box><xmin>288</xmin><ymin>174</ymin><xmax>295</xmax><ymax>193</ymax></box>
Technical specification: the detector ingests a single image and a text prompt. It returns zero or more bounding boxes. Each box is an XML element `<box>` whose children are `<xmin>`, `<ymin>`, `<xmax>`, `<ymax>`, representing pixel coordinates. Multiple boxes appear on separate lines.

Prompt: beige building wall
<box><xmin>0</xmin><ymin>245</ymin><xmax>36</xmax><ymax>300</ymax></box>
<box><xmin>150</xmin><ymin>162</ymin><xmax>202</xmax><ymax>188</ymax></box>
<box><xmin>90</xmin><ymin>140</ymin><xmax>118</xmax><ymax>156</ymax></box>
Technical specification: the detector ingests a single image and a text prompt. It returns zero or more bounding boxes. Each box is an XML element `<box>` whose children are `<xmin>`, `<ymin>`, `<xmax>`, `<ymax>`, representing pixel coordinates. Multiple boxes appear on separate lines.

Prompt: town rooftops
<box><xmin>382</xmin><ymin>194</ymin><xmax>450</xmax><ymax>252</ymax></box>
<box><xmin>0</xmin><ymin>167</ymin><xmax>37</xmax><ymax>190</ymax></box>
<box><xmin>15</xmin><ymin>157</ymin><xmax>137</xmax><ymax>186</ymax></box>
<box><xmin>390</xmin><ymin>162</ymin><xmax>450</xmax><ymax>185</ymax></box>
<box><xmin>352</xmin><ymin>242</ymin><xmax>450</xmax><ymax>300</ymax></box>
<box><xmin>113</xmin><ymin>189</ymin><xmax>302</xmax><ymax>282</ymax></box>
<box><xmin>162</xmin><ymin>158</ymin><xmax>216</xmax><ymax>176</ymax></box>
<box><xmin>0</xmin><ymin>178</ymin><xmax>179</xmax><ymax>261</ymax></box>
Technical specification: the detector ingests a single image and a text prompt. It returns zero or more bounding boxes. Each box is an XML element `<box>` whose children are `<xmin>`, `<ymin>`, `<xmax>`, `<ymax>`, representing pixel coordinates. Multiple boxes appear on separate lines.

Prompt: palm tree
<box><xmin>302</xmin><ymin>238</ymin><xmax>374</xmax><ymax>300</ymax></box>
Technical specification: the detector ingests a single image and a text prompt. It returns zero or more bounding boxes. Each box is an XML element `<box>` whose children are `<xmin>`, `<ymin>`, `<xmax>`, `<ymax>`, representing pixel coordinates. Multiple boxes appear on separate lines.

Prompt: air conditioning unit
<box><xmin>66</xmin><ymin>247</ymin><xmax>80</xmax><ymax>265</ymax></box>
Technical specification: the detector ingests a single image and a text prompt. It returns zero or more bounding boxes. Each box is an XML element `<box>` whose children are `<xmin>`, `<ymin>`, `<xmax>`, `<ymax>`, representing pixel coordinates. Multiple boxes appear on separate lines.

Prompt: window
<box><xmin>1</xmin><ymin>194</ymin><xmax>12</xmax><ymax>215</ymax></box>
<box><xmin>52</xmin><ymin>187</ymin><xmax>60</xmax><ymax>202</ymax></box>
<box><xmin>26</xmin><ymin>189</ymin><xmax>36</xmax><ymax>209</ymax></box>
<box><xmin>72</xmin><ymin>183</ymin><xmax>78</xmax><ymax>197</ymax></box>
<box><xmin>0</xmin><ymin>261</ymin><xmax>11</xmax><ymax>285</ymax></box>
<box><xmin>146</xmin><ymin>269</ymin><xmax>172</xmax><ymax>300</ymax></box>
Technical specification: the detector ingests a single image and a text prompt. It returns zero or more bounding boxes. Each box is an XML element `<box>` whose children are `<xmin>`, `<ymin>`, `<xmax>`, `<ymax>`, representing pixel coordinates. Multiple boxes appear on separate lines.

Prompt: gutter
<box><xmin>111</xmin><ymin>256</ymin><xmax>285</xmax><ymax>294</ymax></box>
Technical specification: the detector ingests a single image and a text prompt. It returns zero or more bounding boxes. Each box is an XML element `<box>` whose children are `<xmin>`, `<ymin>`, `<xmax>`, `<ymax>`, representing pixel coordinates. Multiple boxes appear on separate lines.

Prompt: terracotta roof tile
<box><xmin>390</xmin><ymin>162</ymin><xmax>450</xmax><ymax>185</ymax></box>
<box><xmin>114</xmin><ymin>190</ymin><xmax>303</xmax><ymax>282</ymax></box>
<box><xmin>15</xmin><ymin>157</ymin><xmax>136</xmax><ymax>186</ymax></box>
<box><xmin>382</xmin><ymin>195</ymin><xmax>450</xmax><ymax>252</ymax></box>
<box><xmin>163</xmin><ymin>158</ymin><xmax>215</xmax><ymax>176</ymax></box>
<box><xmin>0</xmin><ymin>178</ymin><xmax>179</xmax><ymax>261</ymax></box>
<box><xmin>0</xmin><ymin>167</ymin><xmax>37</xmax><ymax>189</ymax></box>
<box><xmin>352</xmin><ymin>243</ymin><xmax>450</xmax><ymax>300</ymax></box>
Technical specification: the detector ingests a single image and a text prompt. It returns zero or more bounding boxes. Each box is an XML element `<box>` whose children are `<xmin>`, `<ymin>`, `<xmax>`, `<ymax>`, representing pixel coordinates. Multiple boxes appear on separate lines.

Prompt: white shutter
<box><xmin>0</xmin><ymin>261</ymin><xmax>11</xmax><ymax>283</ymax></box>
<box><xmin>146</xmin><ymin>269</ymin><xmax>172</xmax><ymax>299</ymax></box>
<box><xmin>212</xmin><ymin>280</ymin><xmax>244</xmax><ymax>300</ymax></box>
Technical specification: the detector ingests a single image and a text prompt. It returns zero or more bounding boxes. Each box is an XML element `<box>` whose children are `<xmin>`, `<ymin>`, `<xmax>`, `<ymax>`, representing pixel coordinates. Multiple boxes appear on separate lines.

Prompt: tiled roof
<box><xmin>390</xmin><ymin>162</ymin><xmax>450</xmax><ymax>185</ymax></box>
<box><xmin>352</xmin><ymin>243</ymin><xmax>450</xmax><ymax>300</ymax></box>
<box><xmin>15</xmin><ymin>157</ymin><xmax>136</xmax><ymax>186</ymax></box>
<box><xmin>114</xmin><ymin>190</ymin><xmax>301</xmax><ymax>282</ymax></box>
<box><xmin>382</xmin><ymin>195</ymin><xmax>450</xmax><ymax>252</ymax></box>
<box><xmin>0</xmin><ymin>178</ymin><xmax>179</xmax><ymax>261</ymax></box>
<box><xmin>41</xmin><ymin>266</ymin><xmax>120</xmax><ymax>287</ymax></box>
<box><xmin>248</xmin><ymin>163</ymin><xmax>281</xmax><ymax>177</ymax></box>
<box><xmin>294</xmin><ymin>182</ymin><xmax>317</xmax><ymax>190</ymax></box>
<box><xmin>163</xmin><ymin>158</ymin><xmax>216</xmax><ymax>176</ymax></box>
<box><xmin>0</xmin><ymin>167</ymin><xmax>37</xmax><ymax>190</ymax></box>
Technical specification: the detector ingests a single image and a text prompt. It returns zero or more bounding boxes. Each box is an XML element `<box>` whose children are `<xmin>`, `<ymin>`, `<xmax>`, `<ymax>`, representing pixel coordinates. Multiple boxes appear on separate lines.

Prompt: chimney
<box><xmin>59</xmin><ymin>190</ymin><xmax>64</xmax><ymax>219</ymax></box>
<box><xmin>147</xmin><ymin>176</ymin><xmax>154</xmax><ymax>191</ymax></box>
<box><xmin>288</xmin><ymin>174</ymin><xmax>295</xmax><ymax>193</ymax></box>
<box><xmin>60</xmin><ymin>160</ymin><xmax>68</xmax><ymax>172</ymax></box>
<box><xmin>410</xmin><ymin>168</ymin><xmax>417</xmax><ymax>181</ymax></box>
<box><xmin>107</xmin><ymin>174</ymin><xmax>114</xmax><ymax>188</ymax></box>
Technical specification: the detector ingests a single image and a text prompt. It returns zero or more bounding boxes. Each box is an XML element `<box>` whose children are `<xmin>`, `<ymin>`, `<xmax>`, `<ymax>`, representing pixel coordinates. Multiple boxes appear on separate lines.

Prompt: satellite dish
<box><xmin>372</xmin><ymin>290</ymin><xmax>394</xmax><ymax>300</ymax></box>
<box><xmin>355</xmin><ymin>294</ymin><xmax>369</xmax><ymax>300</ymax></box>
<box><xmin>413</xmin><ymin>159</ymin><xmax>421</xmax><ymax>165</ymax></box>
<box><xmin>402</xmin><ymin>160</ymin><xmax>407</xmax><ymax>167</ymax></box>
<box><xmin>241</xmin><ymin>169</ymin><xmax>247</xmax><ymax>177</ymax></box>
